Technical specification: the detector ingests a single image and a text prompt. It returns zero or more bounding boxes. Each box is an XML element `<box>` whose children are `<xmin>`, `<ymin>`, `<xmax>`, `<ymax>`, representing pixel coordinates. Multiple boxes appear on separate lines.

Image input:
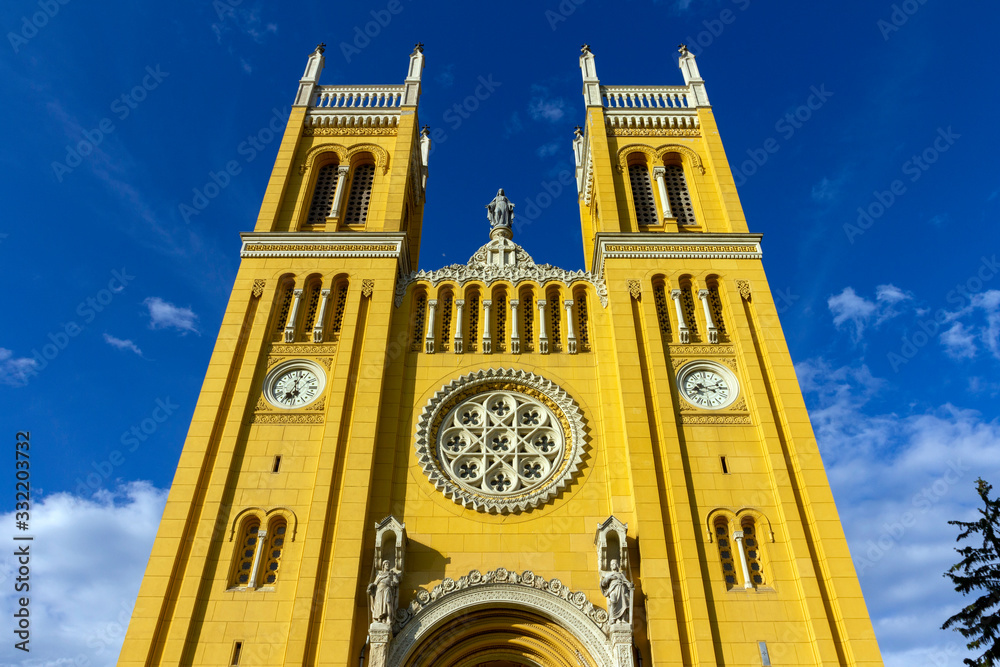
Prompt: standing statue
<box><xmin>486</xmin><ymin>188</ymin><xmax>515</xmax><ymax>236</ymax></box>
<box><xmin>368</xmin><ymin>560</ymin><xmax>401</xmax><ymax>624</ymax></box>
<box><xmin>600</xmin><ymin>559</ymin><xmax>634</xmax><ymax>625</ymax></box>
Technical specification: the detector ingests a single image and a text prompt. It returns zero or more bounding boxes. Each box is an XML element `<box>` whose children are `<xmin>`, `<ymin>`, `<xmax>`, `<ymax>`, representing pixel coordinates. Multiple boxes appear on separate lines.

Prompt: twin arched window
<box><xmin>305</xmin><ymin>157</ymin><xmax>376</xmax><ymax>227</ymax></box>
<box><xmin>229</xmin><ymin>516</ymin><xmax>288</xmax><ymax>589</ymax></box>
<box><xmin>713</xmin><ymin>513</ymin><xmax>768</xmax><ymax>591</ymax></box>
<box><xmin>627</xmin><ymin>154</ymin><xmax>697</xmax><ymax>228</ymax></box>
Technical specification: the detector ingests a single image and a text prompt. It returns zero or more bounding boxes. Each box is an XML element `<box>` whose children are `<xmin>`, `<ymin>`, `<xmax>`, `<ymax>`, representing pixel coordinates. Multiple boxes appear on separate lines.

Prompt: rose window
<box><xmin>438</xmin><ymin>392</ymin><xmax>565</xmax><ymax>498</ymax></box>
<box><xmin>416</xmin><ymin>369</ymin><xmax>587</xmax><ymax>514</ymax></box>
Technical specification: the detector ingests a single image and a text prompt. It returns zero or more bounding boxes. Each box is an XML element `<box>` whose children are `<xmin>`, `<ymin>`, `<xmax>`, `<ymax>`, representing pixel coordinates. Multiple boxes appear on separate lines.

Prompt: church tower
<box><xmin>119</xmin><ymin>44</ymin><xmax>884</xmax><ymax>667</ymax></box>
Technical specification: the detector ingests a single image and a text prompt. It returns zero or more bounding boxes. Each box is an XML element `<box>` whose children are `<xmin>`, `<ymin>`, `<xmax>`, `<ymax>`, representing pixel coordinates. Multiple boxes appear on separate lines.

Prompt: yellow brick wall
<box><xmin>119</xmin><ymin>88</ymin><xmax>882</xmax><ymax>667</ymax></box>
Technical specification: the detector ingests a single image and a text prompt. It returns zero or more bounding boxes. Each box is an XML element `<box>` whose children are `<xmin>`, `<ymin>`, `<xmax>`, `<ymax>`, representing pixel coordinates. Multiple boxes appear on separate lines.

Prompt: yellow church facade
<box><xmin>118</xmin><ymin>44</ymin><xmax>884</xmax><ymax>667</ymax></box>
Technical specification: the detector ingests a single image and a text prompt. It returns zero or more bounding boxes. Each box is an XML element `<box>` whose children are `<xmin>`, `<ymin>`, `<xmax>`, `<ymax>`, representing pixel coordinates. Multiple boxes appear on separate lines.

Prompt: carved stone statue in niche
<box><xmin>368</xmin><ymin>559</ymin><xmax>401</xmax><ymax>624</ymax></box>
<box><xmin>486</xmin><ymin>188</ymin><xmax>515</xmax><ymax>238</ymax></box>
<box><xmin>600</xmin><ymin>559</ymin><xmax>634</xmax><ymax>625</ymax></box>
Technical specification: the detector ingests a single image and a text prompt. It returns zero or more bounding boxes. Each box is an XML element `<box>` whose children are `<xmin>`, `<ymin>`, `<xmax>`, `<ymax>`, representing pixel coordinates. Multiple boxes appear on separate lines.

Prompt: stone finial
<box><xmin>678</xmin><ymin>43</ymin><xmax>710</xmax><ymax>106</ymax></box>
<box><xmin>412</xmin><ymin>42</ymin><xmax>424</xmax><ymax>54</ymax></box>
<box><xmin>574</xmin><ymin>125</ymin><xmax>583</xmax><ymax>139</ymax></box>
<box><xmin>314</xmin><ymin>42</ymin><xmax>326</xmax><ymax>54</ymax></box>
<box><xmin>295</xmin><ymin>41</ymin><xmax>326</xmax><ymax>106</ymax></box>
<box><xmin>580</xmin><ymin>43</ymin><xmax>600</xmax><ymax>106</ymax></box>
<box><xmin>404</xmin><ymin>44</ymin><xmax>424</xmax><ymax>105</ymax></box>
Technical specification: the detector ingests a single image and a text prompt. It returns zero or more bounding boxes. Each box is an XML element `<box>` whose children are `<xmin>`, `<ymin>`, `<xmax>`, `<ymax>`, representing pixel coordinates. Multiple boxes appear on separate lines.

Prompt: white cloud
<box><xmin>144</xmin><ymin>297</ymin><xmax>199</xmax><ymax>334</ymax></box>
<box><xmin>103</xmin><ymin>334</ymin><xmax>143</xmax><ymax>356</ymax></box>
<box><xmin>798</xmin><ymin>358</ymin><xmax>1000</xmax><ymax>665</ymax></box>
<box><xmin>940</xmin><ymin>322</ymin><xmax>976</xmax><ymax>359</ymax></box>
<box><xmin>810</xmin><ymin>176</ymin><xmax>841</xmax><ymax>202</ymax></box>
<box><xmin>828</xmin><ymin>284</ymin><xmax>911</xmax><ymax>340</ymax></box>
<box><xmin>0</xmin><ymin>483</ymin><xmax>168</xmax><ymax>667</ymax></box>
<box><xmin>435</xmin><ymin>64</ymin><xmax>455</xmax><ymax>88</ymax></box>
<box><xmin>536</xmin><ymin>142</ymin><xmax>560</xmax><ymax>158</ymax></box>
<box><xmin>528</xmin><ymin>86</ymin><xmax>566</xmax><ymax>122</ymax></box>
<box><xmin>0</xmin><ymin>348</ymin><xmax>37</xmax><ymax>386</ymax></box>
<box><xmin>502</xmin><ymin>112</ymin><xmax>523</xmax><ymax>139</ymax></box>
<box><xmin>211</xmin><ymin>6</ymin><xmax>277</xmax><ymax>45</ymax></box>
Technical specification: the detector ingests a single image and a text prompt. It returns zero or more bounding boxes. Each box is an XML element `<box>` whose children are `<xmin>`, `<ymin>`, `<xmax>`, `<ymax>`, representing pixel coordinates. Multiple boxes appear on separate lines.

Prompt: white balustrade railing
<box><xmin>600</xmin><ymin>86</ymin><xmax>692</xmax><ymax>109</ymax></box>
<box><xmin>312</xmin><ymin>85</ymin><xmax>406</xmax><ymax>109</ymax></box>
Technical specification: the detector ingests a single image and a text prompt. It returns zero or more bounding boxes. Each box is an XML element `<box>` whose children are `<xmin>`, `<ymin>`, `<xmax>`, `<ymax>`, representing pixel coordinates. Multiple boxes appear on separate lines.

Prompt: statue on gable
<box><xmin>486</xmin><ymin>189</ymin><xmax>515</xmax><ymax>239</ymax></box>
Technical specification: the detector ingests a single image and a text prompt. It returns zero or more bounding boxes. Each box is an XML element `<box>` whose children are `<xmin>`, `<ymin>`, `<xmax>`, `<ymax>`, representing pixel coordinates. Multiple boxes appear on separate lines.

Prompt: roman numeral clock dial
<box><xmin>677</xmin><ymin>361</ymin><xmax>739</xmax><ymax>410</ymax></box>
<box><xmin>263</xmin><ymin>360</ymin><xmax>327</xmax><ymax>409</ymax></box>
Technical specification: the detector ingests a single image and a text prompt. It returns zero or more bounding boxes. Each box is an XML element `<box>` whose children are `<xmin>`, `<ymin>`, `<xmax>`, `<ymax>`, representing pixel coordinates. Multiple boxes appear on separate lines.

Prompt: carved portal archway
<box><xmin>388</xmin><ymin>580</ymin><xmax>616</xmax><ymax>667</ymax></box>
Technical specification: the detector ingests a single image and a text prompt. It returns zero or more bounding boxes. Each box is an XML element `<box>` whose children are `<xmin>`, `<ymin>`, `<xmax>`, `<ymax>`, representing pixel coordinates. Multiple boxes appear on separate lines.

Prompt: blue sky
<box><xmin>1</xmin><ymin>0</ymin><xmax>999</xmax><ymax>665</ymax></box>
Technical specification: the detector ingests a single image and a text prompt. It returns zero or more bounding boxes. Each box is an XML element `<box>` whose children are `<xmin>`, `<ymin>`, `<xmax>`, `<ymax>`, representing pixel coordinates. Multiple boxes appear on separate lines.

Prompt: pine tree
<box><xmin>942</xmin><ymin>478</ymin><xmax>1000</xmax><ymax>666</ymax></box>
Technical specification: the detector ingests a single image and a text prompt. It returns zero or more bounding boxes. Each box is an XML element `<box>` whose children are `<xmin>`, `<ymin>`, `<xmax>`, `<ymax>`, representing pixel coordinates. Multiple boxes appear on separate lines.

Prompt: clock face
<box><xmin>264</xmin><ymin>360</ymin><xmax>326</xmax><ymax>409</ymax></box>
<box><xmin>683</xmin><ymin>370</ymin><xmax>730</xmax><ymax>408</ymax></box>
<box><xmin>677</xmin><ymin>361</ymin><xmax>739</xmax><ymax>410</ymax></box>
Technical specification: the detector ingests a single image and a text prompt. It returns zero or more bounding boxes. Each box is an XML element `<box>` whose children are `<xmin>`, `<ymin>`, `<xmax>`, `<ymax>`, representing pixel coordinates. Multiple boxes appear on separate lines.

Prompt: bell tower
<box><xmin>119</xmin><ymin>43</ymin><xmax>884</xmax><ymax>667</ymax></box>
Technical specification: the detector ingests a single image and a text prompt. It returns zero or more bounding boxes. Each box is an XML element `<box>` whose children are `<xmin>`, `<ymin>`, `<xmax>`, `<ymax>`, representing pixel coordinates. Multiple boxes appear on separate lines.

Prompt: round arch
<box><xmin>388</xmin><ymin>577</ymin><xmax>615</xmax><ymax>667</ymax></box>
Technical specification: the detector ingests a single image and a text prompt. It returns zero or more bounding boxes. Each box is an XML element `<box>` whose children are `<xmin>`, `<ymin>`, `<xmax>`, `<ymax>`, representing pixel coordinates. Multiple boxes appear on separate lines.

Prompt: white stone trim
<box><xmin>240</xmin><ymin>232</ymin><xmax>411</xmax><ymax>275</ymax></box>
<box><xmin>395</xmin><ymin>236</ymin><xmax>607</xmax><ymax>308</ymax></box>
<box><xmin>415</xmin><ymin>369</ymin><xmax>587</xmax><ymax>514</ymax></box>
<box><xmin>591</xmin><ymin>233</ymin><xmax>763</xmax><ymax>276</ymax></box>
<box><xmin>389</xmin><ymin>568</ymin><xmax>614</xmax><ymax>667</ymax></box>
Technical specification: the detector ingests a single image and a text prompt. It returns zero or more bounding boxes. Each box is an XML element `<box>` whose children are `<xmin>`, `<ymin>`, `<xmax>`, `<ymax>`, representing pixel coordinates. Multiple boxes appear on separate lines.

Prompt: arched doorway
<box><xmin>387</xmin><ymin>570</ymin><xmax>615</xmax><ymax>667</ymax></box>
<box><xmin>402</xmin><ymin>608</ymin><xmax>593</xmax><ymax>666</ymax></box>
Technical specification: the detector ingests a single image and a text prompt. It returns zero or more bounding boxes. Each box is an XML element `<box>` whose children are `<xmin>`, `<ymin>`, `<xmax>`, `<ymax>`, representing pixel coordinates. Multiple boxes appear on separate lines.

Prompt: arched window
<box><xmin>272</xmin><ymin>279</ymin><xmax>295</xmax><ymax>342</ymax></box>
<box><xmin>306</xmin><ymin>162</ymin><xmax>341</xmax><ymax>225</ymax></box>
<box><xmin>574</xmin><ymin>289</ymin><xmax>590</xmax><ymax>352</ymax></box>
<box><xmin>344</xmin><ymin>163</ymin><xmax>375</xmax><ymax>226</ymax></box>
<box><xmin>438</xmin><ymin>289</ymin><xmax>454</xmax><ymax>352</ymax></box>
<box><xmin>652</xmin><ymin>279</ymin><xmax>672</xmax><ymax>342</ymax></box>
<box><xmin>520</xmin><ymin>288</ymin><xmax>535</xmax><ymax>353</ymax></box>
<box><xmin>230</xmin><ymin>519</ymin><xmax>260</xmax><ymax>588</ymax></box>
<box><xmin>465</xmin><ymin>290</ymin><xmax>480</xmax><ymax>352</ymax></box>
<box><xmin>493</xmin><ymin>289</ymin><xmax>507</xmax><ymax>353</ymax></box>
<box><xmin>329</xmin><ymin>279</ymin><xmax>349</xmax><ymax>342</ymax></box>
<box><xmin>411</xmin><ymin>292</ymin><xmax>427</xmax><ymax>352</ymax></box>
<box><xmin>258</xmin><ymin>518</ymin><xmax>286</xmax><ymax>587</ymax></box>
<box><xmin>741</xmin><ymin>517</ymin><xmax>764</xmax><ymax>588</ymax></box>
<box><xmin>706</xmin><ymin>278</ymin><xmax>728</xmax><ymax>342</ymax></box>
<box><xmin>301</xmin><ymin>277</ymin><xmax>323</xmax><ymax>342</ymax></box>
<box><xmin>546</xmin><ymin>288</ymin><xmax>562</xmax><ymax>352</ymax></box>
<box><xmin>715</xmin><ymin>518</ymin><xmax>738</xmax><ymax>590</ymax></box>
<box><xmin>628</xmin><ymin>161</ymin><xmax>658</xmax><ymax>227</ymax></box>
<box><xmin>663</xmin><ymin>163</ymin><xmax>696</xmax><ymax>226</ymax></box>
<box><xmin>679</xmin><ymin>278</ymin><xmax>699</xmax><ymax>340</ymax></box>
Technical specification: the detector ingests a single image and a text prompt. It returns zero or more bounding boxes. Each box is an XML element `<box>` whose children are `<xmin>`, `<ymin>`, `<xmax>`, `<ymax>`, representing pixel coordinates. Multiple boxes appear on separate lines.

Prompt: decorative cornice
<box><xmin>415</xmin><ymin>369</ymin><xmax>587</xmax><ymax>515</ymax></box>
<box><xmin>609</xmin><ymin>128</ymin><xmax>700</xmax><ymax>137</ymax></box>
<box><xmin>250</xmin><ymin>413</ymin><xmax>324</xmax><ymax>424</ymax></box>
<box><xmin>240</xmin><ymin>232</ymin><xmax>411</xmax><ymax>276</ymax></box>
<box><xmin>394</xmin><ymin>567</ymin><xmax>610</xmax><ymax>634</ymax></box>
<box><xmin>396</xmin><ymin>236</ymin><xmax>607</xmax><ymax>308</ymax></box>
<box><xmin>304</xmin><ymin>127</ymin><xmax>398</xmax><ymax>136</ymax></box>
<box><xmin>389</xmin><ymin>568</ymin><xmax>616</xmax><ymax>667</ymax></box>
<box><xmin>591</xmin><ymin>233</ymin><xmax>763</xmax><ymax>277</ymax></box>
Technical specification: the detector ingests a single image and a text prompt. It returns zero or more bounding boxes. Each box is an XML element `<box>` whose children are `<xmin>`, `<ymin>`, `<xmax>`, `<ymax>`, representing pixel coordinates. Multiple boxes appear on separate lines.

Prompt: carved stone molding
<box><xmin>251</xmin><ymin>279</ymin><xmax>266</xmax><ymax>298</ymax></box>
<box><xmin>239</xmin><ymin>232</ymin><xmax>410</xmax><ymax>276</ymax></box>
<box><xmin>250</xmin><ymin>413</ymin><xmax>324</xmax><ymax>424</ymax></box>
<box><xmin>591</xmin><ymin>233</ymin><xmax>763</xmax><ymax>277</ymax></box>
<box><xmin>389</xmin><ymin>568</ymin><xmax>616</xmax><ymax>667</ymax></box>
<box><xmin>396</xmin><ymin>236</ymin><xmax>607</xmax><ymax>308</ymax></box>
<box><xmin>737</xmin><ymin>279</ymin><xmax>752</xmax><ymax>301</ymax></box>
<box><xmin>680</xmin><ymin>414</ymin><xmax>752</xmax><ymax>425</ymax></box>
<box><xmin>668</xmin><ymin>345</ymin><xmax>735</xmax><ymax>356</ymax></box>
<box><xmin>299</xmin><ymin>143</ymin><xmax>348</xmax><ymax>174</ymax></box>
<box><xmin>626</xmin><ymin>280</ymin><xmax>641</xmax><ymax>300</ymax></box>
<box><xmin>415</xmin><ymin>369</ymin><xmax>587</xmax><ymax>514</ymax></box>
<box><xmin>304</xmin><ymin>127</ymin><xmax>398</xmax><ymax>137</ymax></box>
<box><xmin>615</xmin><ymin>143</ymin><xmax>705</xmax><ymax>176</ymax></box>
<box><xmin>362</xmin><ymin>279</ymin><xmax>375</xmax><ymax>298</ymax></box>
<box><xmin>609</xmin><ymin>128</ymin><xmax>700</xmax><ymax>138</ymax></box>
<box><xmin>268</xmin><ymin>344</ymin><xmax>337</xmax><ymax>356</ymax></box>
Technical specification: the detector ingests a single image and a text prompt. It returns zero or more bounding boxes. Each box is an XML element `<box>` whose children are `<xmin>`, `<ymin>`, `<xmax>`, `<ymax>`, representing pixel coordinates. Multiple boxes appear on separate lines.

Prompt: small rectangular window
<box><xmin>231</xmin><ymin>642</ymin><xmax>243</xmax><ymax>666</ymax></box>
<box><xmin>758</xmin><ymin>640</ymin><xmax>771</xmax><ymax>666</ymax></box>
<box><xmin>272</xmin><ymin>456</ymin><xmax>281</xmax><ymax>473</ymax></box>
<box><xmin>720</xmin><ymin>456</ymin><xmax>729</xmax><ymax>474</ymax></box>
